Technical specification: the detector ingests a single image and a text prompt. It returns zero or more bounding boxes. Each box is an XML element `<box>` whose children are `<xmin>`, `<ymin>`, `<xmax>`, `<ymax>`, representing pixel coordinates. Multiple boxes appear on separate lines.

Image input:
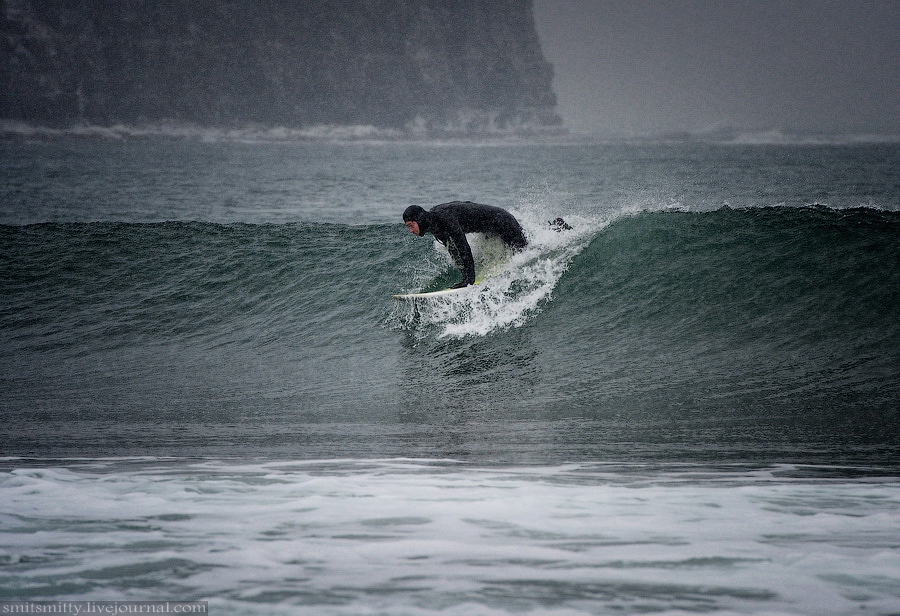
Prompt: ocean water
<box><xmin>1</xmin><ymin>137</ymin><xmax>899</xmax><ymax>614</ymax></box>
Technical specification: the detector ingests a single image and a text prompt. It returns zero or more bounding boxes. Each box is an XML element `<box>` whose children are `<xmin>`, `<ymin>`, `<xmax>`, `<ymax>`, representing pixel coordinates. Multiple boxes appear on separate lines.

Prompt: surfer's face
<box><xmin>405</xmin><ymin>221</ymin><xmax>421</xmax><ymax>236</ymax></box>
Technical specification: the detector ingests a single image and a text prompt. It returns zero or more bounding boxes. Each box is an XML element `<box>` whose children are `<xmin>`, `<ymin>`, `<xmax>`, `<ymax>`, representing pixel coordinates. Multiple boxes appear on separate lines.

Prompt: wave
<box><xmin>557</xmin><ymin>206</ymin><xmax>899</xmax><ymax>357</ymax></box>
<box><xmin>2</xmin><ymin>205</ymin><xmax>898</xmax><ymax>461</ymax></box>
<box><xmin>2</xmin><ymin>206</ymin><xmax>898</xmax><ymax>347</ymax></box>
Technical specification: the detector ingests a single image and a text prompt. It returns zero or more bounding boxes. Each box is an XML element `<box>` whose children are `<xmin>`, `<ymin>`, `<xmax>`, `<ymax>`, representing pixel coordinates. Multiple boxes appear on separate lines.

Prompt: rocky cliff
<box><xmin>1</xmin><ymin>0</ymin><xmax>561</xmax><ymax>136</ymax></box>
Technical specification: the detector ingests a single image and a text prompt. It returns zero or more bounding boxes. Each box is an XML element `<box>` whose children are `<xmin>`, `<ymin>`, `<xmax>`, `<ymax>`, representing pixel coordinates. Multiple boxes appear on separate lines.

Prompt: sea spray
<box><xmin>391</xmin><ymin>211</ymin><xmax>605</xmax><ymax>339</ymax></box>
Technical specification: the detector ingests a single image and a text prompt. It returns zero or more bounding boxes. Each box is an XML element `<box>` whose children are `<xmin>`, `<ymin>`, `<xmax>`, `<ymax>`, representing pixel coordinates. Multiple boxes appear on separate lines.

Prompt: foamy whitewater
<box><xmin>1</xmin><ymin>136</ymin><xmax>899</xmax><ymax>614</ymax></box>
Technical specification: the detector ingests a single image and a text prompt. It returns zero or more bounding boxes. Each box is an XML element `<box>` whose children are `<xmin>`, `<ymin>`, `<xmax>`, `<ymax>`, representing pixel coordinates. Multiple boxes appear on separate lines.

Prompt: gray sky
<box><xmin>532</xmin><ymin>0</ymin><xmax>899</xmax><ymax>137</ymax></box>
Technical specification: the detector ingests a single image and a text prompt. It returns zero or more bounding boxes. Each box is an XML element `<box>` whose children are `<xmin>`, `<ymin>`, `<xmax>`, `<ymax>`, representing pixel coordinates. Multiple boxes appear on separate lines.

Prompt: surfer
<box><xmin>403</xmin><ymin>201</ymin><xmax>528</xmax><ymax>288</ymax></box>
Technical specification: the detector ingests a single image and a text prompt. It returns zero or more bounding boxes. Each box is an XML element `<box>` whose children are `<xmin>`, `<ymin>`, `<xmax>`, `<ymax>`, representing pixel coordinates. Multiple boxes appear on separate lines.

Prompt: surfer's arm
<box><xmin>444</xmin><ymin>227</ymin><xmax>476</xmax><ymax>286</ymax></box>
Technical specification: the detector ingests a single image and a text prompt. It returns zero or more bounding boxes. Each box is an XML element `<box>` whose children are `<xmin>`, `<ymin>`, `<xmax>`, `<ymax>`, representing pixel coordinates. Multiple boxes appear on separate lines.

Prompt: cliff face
<box><xmin>1</xmin><ymin>0</ymin><xmax>560</xmax><ymax>135</ymax></box>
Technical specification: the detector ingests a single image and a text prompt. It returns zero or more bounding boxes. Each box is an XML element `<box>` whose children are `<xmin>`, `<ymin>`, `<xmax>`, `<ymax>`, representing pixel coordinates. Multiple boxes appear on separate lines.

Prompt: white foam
<box><xmin>729</xmin><ymin>129</ymin><xmax>900</xmax><ymax>145</ymax></box>
<box><xmin>394</xmin><ymin>210</ymin><xmax>605</xmax><ymax>339</ymax></box>
<box><xmin>0</xmin><ymin>120</ymin><xmax>406</xmax><ymax>143</ymax></box>
<box><xmin>2</xmin><ymin>460</ymin><xmax>899</xmax><ymax>615</ymax></box>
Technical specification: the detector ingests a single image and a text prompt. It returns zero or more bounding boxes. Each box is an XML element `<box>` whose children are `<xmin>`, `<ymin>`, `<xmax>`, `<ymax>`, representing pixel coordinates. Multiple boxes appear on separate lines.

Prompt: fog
<box><xmin>533</xmin><ymin>0</ymin><xmax>900</xmax><ymax>138</ymax></box>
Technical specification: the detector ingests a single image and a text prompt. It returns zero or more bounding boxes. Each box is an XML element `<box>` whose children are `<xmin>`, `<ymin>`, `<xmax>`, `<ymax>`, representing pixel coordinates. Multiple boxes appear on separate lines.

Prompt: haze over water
<box><xmin>533</xmin><ymin>0</ymin><xmax>900</xmax><ymax>138</ymax></box>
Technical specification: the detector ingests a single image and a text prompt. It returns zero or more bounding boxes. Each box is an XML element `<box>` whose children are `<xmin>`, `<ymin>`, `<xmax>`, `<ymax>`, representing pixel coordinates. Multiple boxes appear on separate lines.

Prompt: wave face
<box><xmin>2</xmin><ymin>205</ymin><xmax>898</xmax><ymax>462</ymax></box>
<box><xmin>541</xmin><ymin>207</ymin><xmax>899</xmax><ymax>420</ymax></box>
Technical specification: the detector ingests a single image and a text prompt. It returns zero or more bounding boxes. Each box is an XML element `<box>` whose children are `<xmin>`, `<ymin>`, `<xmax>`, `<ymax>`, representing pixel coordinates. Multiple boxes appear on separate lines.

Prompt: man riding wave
<box><xmin>403</xmin><ymin>201</ymin><xmax>528</xmax><ymax>288</ymax></box>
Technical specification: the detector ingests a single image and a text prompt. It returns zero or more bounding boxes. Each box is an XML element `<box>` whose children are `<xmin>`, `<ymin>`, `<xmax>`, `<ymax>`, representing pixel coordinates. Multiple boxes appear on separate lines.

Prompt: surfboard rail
<box><xmin>392</xmin><ymin>283</ymin><xmax>480</xmax><ymax>300</ymax></box>
<box><xmin>394</xmin><ymin>246</ymin><xmax>511</xmax><ymax>300</ymax></box>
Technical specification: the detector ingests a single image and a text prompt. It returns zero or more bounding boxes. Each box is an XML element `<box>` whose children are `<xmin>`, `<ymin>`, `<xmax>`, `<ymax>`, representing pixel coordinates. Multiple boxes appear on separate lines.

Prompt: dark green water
<box><xmin>3</xmin><ymin>206</ymin><xmax>897</xmax><ymax>464</ymax></box>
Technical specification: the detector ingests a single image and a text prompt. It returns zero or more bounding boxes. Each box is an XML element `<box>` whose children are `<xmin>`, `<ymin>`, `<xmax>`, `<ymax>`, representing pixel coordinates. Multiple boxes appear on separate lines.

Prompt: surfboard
<box><xmin>394</xmin><ymin>237</ymin><xmax>511</xmax><ymax>300</ymax></box>
<box><xmin>392</xmin><ymin>282</ymin><xmax>481</xmax><ymax>300</ymax></box>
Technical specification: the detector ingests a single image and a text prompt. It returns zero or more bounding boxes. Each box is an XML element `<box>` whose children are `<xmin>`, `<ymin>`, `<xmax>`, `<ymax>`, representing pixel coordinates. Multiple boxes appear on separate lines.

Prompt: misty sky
<box><xmin>532</xmin><ymin>0</ymin><xmax>899</xmax><ymax>137</ymax></box>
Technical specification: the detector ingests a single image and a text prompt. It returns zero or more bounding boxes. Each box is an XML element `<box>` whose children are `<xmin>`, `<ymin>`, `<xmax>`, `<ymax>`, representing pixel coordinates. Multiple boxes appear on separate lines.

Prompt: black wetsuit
<box><xmin>403</xmin><ymin>201</ymin><xmax>528</xmax><ymax>286</ymax></box>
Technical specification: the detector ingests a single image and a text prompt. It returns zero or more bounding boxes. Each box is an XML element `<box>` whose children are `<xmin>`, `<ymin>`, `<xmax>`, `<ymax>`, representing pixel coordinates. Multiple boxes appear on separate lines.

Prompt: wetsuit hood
<box><xmin>402</xmin><ymin>205</ymin><xmax>431</xmax><ymax>234</ymax></box>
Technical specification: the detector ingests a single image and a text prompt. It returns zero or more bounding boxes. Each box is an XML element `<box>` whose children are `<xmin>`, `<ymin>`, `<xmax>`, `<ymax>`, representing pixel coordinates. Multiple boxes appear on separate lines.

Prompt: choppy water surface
<box><xmin>1</xmin><ymin>139</ymin><xmax>898</xmax><ymax>614</ymax></box>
